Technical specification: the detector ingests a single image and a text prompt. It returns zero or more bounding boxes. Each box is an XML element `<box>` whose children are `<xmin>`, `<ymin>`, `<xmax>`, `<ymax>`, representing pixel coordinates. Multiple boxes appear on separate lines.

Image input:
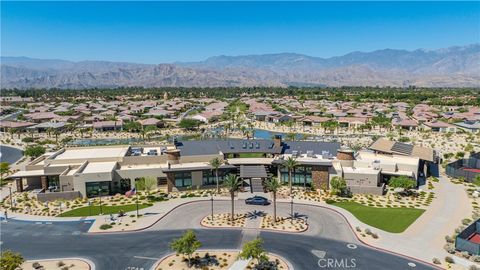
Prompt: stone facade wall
<box><xmin>312</xmin><ymin>166</ymin><xmax>330</xmax><ymax>190</ymax></box>
<box><xmin>348</xmin><ymin>184</ymin><xmax>385</xmax><ymax>195</ymax></box>
<box><xmin>37</xmin><ymin>191</ymin><xmax>82</xmax><ymax>202</ymax></box>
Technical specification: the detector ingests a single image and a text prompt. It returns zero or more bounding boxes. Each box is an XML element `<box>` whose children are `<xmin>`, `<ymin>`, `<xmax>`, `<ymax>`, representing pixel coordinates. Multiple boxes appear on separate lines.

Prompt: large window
<box><xmin>86</xmin><ymin>181</ymin><xmax>111</xmax><ymax>198</ymax></box>
<box><xmin>202</xmin><ymin>170</ymin><xmax>216</xmax><ymax>185</ymax></box>
<box><xmin>174</xmin><ymin>172</ymin><xmax>192</xmax><ymax>188</ymax></box>
<box><xmin>280</xmin><ymin>166</ymin><xmax>312</xmax><ymax>185</ymax></box>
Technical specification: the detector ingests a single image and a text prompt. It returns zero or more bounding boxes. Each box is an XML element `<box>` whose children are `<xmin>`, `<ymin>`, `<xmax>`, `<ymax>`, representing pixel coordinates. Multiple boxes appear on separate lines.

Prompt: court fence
<box><xmin>446</xmin><ymin>152</ymin><xmax>480</xmax><ymax>182</ymax></box>
<box><xmin>456</xmin><ymin>219</ymin><xmax>480</xmax><ymax>255</ymax></box>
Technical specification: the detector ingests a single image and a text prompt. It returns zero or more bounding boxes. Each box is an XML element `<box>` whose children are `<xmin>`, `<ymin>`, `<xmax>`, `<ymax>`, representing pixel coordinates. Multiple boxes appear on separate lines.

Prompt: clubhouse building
<box><xmin>8</xmin><ymin>137</ymin><xmax>437</xmax><ymax>200</ymax></box>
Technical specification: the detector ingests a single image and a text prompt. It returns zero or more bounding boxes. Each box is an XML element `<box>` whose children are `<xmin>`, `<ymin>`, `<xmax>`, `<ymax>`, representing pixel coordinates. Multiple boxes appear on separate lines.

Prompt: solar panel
<box><xmin>391</xmin><ymin>142</ymin><xmax>413</xmax><ymax>155</ymax></box>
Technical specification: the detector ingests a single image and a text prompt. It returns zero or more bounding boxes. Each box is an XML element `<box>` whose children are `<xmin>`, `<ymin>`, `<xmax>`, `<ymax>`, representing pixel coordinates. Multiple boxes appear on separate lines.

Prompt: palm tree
<box><xmin>283</xmin><ymin>156</ymin><xmax>298</xmax><ymax>196</ymax></box>
<box><xmin>223</xmin><ymin>174</ymin><xmax>241</xmax><ymax>222</ymax></box>
<box><xmin>264</xmin><ymin>178</ymin><xmax>282</xmax><ymax>223</ymax></box>
<box><xmin>53</xmin><ymin>130</ymin><xmax>60</xmax><ymax>144</ymax></box>
<box><xmin>144</xmin><ymin>125</ymin><xmax>158</xmax><ymax>141</ymax></box>
<box><xmin>46</xmin><ymin>127</ymin><xmax>55</xmax><ymax>138</ymax></box>
<box><xmin>8</xmin><ymin>128</ymin><xmax>17</xmax><ymax>139</ymax></box>
<box><xmin>209</xmin><ymin>157</ymin><xmax>223</xmax><ymax>193</ymax></box>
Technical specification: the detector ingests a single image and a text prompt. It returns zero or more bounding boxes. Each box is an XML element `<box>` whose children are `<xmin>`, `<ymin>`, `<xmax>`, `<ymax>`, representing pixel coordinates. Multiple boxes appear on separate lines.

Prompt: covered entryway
<box><xmin>239</xmin><ymin>165</ymin><xmax>268</xmax><ymax>193</ymax></box>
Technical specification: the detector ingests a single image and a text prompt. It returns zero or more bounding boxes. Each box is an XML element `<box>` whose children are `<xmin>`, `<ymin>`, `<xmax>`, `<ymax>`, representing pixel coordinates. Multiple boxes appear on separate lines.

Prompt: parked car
<box><xmin>245</xmin><ymin>196</ymin><xmax>270</xmax><ymax>205</ymax></box>
<box><xmin>147</xmin><ymin>149</ymin><xmax>158</xmax><ymax>156</ymax></box>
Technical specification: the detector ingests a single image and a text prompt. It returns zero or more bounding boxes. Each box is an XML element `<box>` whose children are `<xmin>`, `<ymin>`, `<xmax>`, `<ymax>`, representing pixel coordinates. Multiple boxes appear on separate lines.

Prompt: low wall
<box><xmin>348</xmin><ymin>184</ymin><xmax>385</xmax><ymax>195</ymax></box>
<box><xmin>37</xmin><ymin>191</ymin><xmax>82</xmax><ymax>202</ymax></box>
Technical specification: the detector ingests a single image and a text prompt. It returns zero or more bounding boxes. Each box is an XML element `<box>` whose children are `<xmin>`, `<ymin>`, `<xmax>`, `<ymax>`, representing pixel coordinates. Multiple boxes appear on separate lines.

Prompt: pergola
<box><xmin>239</xmin><ymin>165</ymin><xmax>268</xmax><ymax>192</ymax></box>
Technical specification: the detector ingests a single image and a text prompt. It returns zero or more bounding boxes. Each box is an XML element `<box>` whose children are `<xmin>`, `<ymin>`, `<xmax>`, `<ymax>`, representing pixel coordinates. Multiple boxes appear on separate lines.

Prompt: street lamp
<box><xmin>290</xmin><ymin>198</ymin><xmax>294</xmax><ymax>219</ymax></box>
<box><xmin>136</xmin><ymin>191</ymin><xmax>139</xmax><ymax>218</ymax></box>
<box><xmin>210</xmin><ymin>195</ymin><xmax>214</xmax><ymax>220</ymax></box>
<box><xmin>98</xmin><ymin>189</ymin><xmax>103</xmax><ymax>215</ymax></box>
<box><xmin>88</xmin><ymin>200</ymin><xmax>92</xmax><ymax>216</ymax></box>
<box><xmin>8</xmin><ymin>186</ymin><xmax>14</xmax><ymax>212</ymax></box>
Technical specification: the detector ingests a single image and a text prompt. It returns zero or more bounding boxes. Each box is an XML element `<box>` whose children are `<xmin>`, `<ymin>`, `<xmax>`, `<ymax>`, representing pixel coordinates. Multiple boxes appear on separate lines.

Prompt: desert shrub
<box><xmin>100</xmin><ymin>224</ymin><xmax>112</xmax><ymax>230</ymax></box>
<box><xmin>445</xmin><ymin>256</ymin><xmax>455</xmax><ymax>264</ymax></box>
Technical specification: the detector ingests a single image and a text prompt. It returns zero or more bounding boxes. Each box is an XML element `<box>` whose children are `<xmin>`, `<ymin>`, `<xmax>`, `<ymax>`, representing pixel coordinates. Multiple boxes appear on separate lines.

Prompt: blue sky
<box><xmin>1</xmin><ymin>1</ymin><xmax>479</xmax><ymax>63</ymax></box>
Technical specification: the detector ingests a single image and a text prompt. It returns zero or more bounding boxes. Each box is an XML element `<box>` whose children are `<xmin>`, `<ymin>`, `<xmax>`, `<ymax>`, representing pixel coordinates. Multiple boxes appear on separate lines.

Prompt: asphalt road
<box><xmin>0</xmin><ymin>145</ymin><xmax>23</xmax><ymax>164</ymax></box>
<box><xmin>1</xmin><ymin>203</ymin><xmax>438</xmax><ymax>270</ymax></box>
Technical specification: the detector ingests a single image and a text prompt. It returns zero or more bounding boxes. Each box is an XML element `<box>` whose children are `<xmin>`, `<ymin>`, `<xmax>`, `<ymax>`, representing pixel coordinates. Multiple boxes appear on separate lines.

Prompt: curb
<box><xmin>149</xmin><ymin>249</ymin><xmax>292</xmax><ymax>270</ymax></box>
<box><xmin>89</xmin><ymin>199</ymin><xmax>229</xmax><ymax>234</ymax></box>
<box><xmin>294</xmin><ymin>202</ymin><xmax>444</xmax><ymax>270</ymax></box>
<box><xmin>24</xmin><ymin>257</ymin><xmax>95</xmax><ymax>270</ymax></box>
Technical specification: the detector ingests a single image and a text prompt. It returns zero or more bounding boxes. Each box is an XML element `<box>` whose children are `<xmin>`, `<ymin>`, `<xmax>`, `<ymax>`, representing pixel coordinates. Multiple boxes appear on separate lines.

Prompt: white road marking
<box><xmin>72</xmin><ymin>231</ymin><xmax>81</xmax><ymax>235</ymax></box>
<box><xmin>35</xmin><ymin>222</ymin><xmax>42</xmax><ymax>224</ymax></box>
<box><xmin>347</xmin><ymin>243</ymin><xmax>357</xmax><ymax>249</ymax></box>
<box><xmin>311</xmin><ymin>250</ymin><xmax>326</xmax><ymax>259</ymax></box>
<box><xmin>408</xmin><ymin>262</ymin><xmax>416</xmax><ymax>267</ymax></box>
<box><xmin>84</xmin><ymin>221</ymin><xmax>92</xmax><ymax>224</ymax></box>
<box><xmin>45</xmin><ymin>222</ymin><xmax>52</xmax><ymax>225</ymax></box>
<box><xmin>12</xmin><ymin>232</ymin><xmax>20</xmax><ymax>236</ymax></box>
<box><xmin>133</xmin><ymin>256</ymin><xmax>160</xmax><ymax>261</ymax></box>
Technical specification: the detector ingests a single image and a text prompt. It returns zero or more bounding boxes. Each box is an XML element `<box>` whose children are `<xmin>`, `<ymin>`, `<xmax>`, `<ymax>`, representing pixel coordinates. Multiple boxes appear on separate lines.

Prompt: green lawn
<box><xmin>238</xmin><ymin>153</ymin><xmax>265</xmax><ymax>158</ymax></box>
<box><xmin>57</xmin><ymin>204</ymin><xmax>151</xmax><ymax>217</ymax></box>
<box><xmin>331</xmin><ymin>201</ymin><xmax>425</xmax><ymax>233</ymax></box>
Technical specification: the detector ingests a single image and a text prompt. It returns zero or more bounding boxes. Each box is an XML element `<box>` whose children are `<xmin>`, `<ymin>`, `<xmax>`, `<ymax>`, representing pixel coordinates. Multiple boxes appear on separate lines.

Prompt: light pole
<box><xmin>88</xmin><ymin>200</ymin><xmax>92</xmax><ymax>216</ymax></box>
<box><xmin>290</xmin><ymin>198</ymin><xmax>294</xmax><ymax>219</ymax></box>
<box><xmin>210</xmin><ymin>195</ymin><xmax>214</xmax><ymax>220</ymax></box>
<box><xmin>8</xmin><ymin>186</ymin><xmax>14</xmax><ymax>212</ymax></box>
<box><xmin>136</xmin><ymin>192</ymin><xmax>139</xmax><ymax>218</ymax></box>
<box><xmin>98</xmin><ymin>189</ymin><xmax>103</xmax><ymax>215</ymax></box>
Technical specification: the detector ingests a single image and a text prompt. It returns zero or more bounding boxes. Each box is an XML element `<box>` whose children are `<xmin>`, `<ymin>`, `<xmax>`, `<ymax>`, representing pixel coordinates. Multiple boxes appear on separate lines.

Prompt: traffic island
<box><xmin>260</xmin><ymin>215</ymin><xmax>308</xmax><ymax>233</ymax></box>
<box><xmin>156</xmin><ymin>251</ymin><xmax>237</xmax><ymax>270</ymax></box>
<box><xmin>155</xmin><ymin>251</ymin><xmax>290</xmax><ymax>270</ymax></box>
<box><xmin>21</xmin><ymin>258</ymin><xmax>92</xmax><ymax>270</ymax></box>
<box><xmin>200</xmin><ymin>213</ymin><xmax>247</xmax><ymax>228</ymax></box>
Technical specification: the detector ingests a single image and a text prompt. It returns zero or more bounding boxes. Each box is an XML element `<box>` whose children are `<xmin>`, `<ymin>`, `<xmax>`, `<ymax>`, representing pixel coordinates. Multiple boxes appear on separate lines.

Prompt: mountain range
<box><xmin>1</xmin><ymin>44</ymin><xmax>479</xmax><ymax>89</ymax></box>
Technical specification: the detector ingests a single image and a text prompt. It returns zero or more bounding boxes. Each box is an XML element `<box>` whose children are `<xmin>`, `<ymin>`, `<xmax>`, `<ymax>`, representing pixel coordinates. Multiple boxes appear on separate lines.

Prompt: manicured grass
<box><xmin>238</xmin><ymin>153</ymin><xmax>265</xmax><ymax>158</ymax></box>
<box><xmin>331</xmin><ymin>201</ymin><xmax>425</xmax><ymax>233</ymax></box>
<box><xmin>57</xmin><ymin>204</ymin><xmax>151</xmax><ymax>217</ymax></box>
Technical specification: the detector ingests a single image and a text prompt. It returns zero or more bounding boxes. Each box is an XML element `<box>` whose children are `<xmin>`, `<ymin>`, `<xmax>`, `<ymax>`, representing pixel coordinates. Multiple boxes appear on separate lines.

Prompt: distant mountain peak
<box><xmin>1</xmin><ymin>44</ymin><xmax>479</xmax><ymax>89</ymax></box>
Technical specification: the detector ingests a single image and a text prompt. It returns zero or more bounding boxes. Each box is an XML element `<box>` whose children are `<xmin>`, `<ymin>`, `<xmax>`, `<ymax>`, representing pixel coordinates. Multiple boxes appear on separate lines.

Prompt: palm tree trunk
<box><xmin>273</xmin><ymin>192</ymin><xmax>277</xmax><ymax>223</ymax></box>
<box><xmin>216</xmin><ymin>170</ymin><xmax>220</xmax><ymax>193</ymax></box>
<box><xmin>289</xmin><ymin>170</ymin><xmax>292</xmax><ymax>195</ymax></box>
<box><xmin>230</xmin><ymin>192</ymin><xmax>235</xmax><ymax>222</ymax></box>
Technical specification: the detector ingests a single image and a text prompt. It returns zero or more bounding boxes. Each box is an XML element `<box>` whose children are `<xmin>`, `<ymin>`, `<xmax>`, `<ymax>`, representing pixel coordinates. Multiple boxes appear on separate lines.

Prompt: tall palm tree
<box><xmin>264</xmin><ymin>178</ymin><xmax>282</xmax><ymax>223</ymax></box>
<box><xmin>46</xmin><ymin>127</ymin><xmax>55</xmax><ymax>138</ymax></box>
<box><xmin>283</xmin><ymin>156</ymin><xmax>298</xmax><ymax>196</ymax></box>
<box><xmin>223</xmin><ymin>174</ymin><xmax>241</xmax><ymax>222</ymax></box>
<box><xmin>209</xmin><ymin>157</ymin><xmax>223</xmax><ymax>193</ymax></box>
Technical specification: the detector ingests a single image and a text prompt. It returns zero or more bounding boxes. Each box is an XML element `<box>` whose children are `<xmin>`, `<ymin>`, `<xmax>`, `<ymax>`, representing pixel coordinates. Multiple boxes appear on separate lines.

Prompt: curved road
<box><xmin>1</xmin><ymin>201</ymin><xmax>437</xmax><ymax>270</ymax></box>
<box><xmin>0</xmin><ymin>144</ymin><xmax>23</xmax><ymax>164</ymax></box>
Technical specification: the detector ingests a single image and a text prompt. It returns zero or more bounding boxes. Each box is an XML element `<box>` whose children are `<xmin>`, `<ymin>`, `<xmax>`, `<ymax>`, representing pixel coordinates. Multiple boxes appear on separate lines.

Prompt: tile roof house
<box><xmin>423</xmin><ymin>120</ymin><xmax>457</xmax><ymax>133</ymax></box>
<box><xmin>138</xmin><ymin>118</ymin><xmax>163</xmax><ymax>127</ymax></box>
<box><xmin>92</xmin><ymin>120</ymin><xmax>123</xmax><ymax>131</ymax></box>
<box><xmin>392</xmin><ymin>118</ymin><xmax>418</xmax><ymax>130</ymax></box>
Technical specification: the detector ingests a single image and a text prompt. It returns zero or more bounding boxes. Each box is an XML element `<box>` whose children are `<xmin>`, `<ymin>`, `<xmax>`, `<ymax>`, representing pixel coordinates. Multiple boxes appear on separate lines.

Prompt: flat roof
<box><xmin>343</xmin><ymin>167</ymin><xmax>380</xmax><ymax>175</ymax></box>
<box><xmin>80</xmin><ymin>162</ymin><xmax>117</xmax><ymax>174</ymax></box>
<box><xmin>357</xmin><ymin>151</ymin><xmax>419</xmax><ymax>166</ymax></box>
<box><xmin>8</xmin><ymin>169</ymin><xmax>46</xmax><ymax>178</ymax></box>
<box><xmin>54</xmin><ymin>147</ymin><xmax>129</xmax><ymax>160</ymax></box>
